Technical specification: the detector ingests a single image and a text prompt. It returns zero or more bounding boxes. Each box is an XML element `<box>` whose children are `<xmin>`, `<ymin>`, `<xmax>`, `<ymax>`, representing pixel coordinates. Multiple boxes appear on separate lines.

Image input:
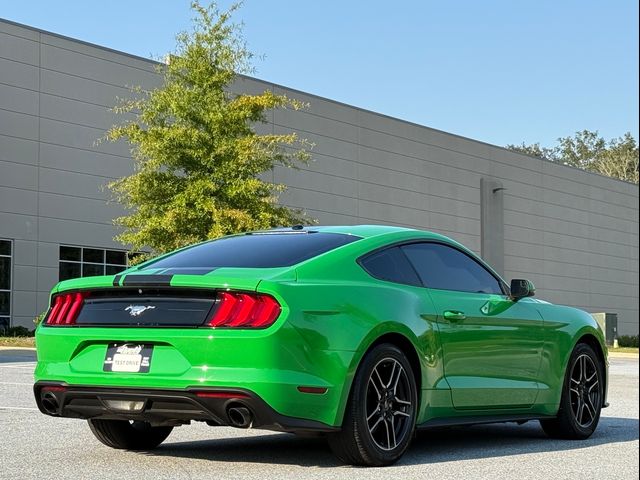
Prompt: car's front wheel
<box><xmin>88</xmin><ymin>419</ymin><xmax>173</xmax><ymax>450</ymax></box>
<box><xmin>328</xmin><ymin>343</ymin><xmax>417</xmax><ymax>466</ymax></box>
<box><xmin>540</xmin><ymin>342</ymin><xmax>604</xmax><ymax>439</ymax></box>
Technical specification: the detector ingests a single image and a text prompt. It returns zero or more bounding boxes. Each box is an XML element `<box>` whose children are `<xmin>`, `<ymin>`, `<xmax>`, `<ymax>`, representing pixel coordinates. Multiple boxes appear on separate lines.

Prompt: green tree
<box><xmin>595</xmin><ymin>133</ymin><xmax>639</xmax><ymax>184</ymax></box>
<box><xmin>507</xmin><ymin>130</ymin><xmax>639</xmax><ymax>184</ymax></box>
<box><xmin>106</xmin><ymin>2</ymin><xmax>312</xmax><ymax>258</ymax></box>
<box><xmin>506</xmin><ymin>142</ymin><xmax>556</xmax><ymax>162</ymax></box>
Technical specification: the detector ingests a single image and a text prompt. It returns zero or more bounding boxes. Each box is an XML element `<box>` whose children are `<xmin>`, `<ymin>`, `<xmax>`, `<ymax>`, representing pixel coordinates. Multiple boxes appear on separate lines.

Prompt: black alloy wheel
<box><xmin>328</xmin><ymin>344</ymin><xmax>418</xmax><ymax>466</ymax></box>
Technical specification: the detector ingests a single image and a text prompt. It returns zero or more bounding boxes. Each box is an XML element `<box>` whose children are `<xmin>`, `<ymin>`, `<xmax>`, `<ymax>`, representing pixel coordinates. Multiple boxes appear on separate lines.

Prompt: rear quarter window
<box><xmin>359</xmin><ymin>246</ymin><xmax>422</xmax><ymax>287</ymax></box>
<box><xmin>142</xmin><ymin>232</ymin><xmax>361</xmax><ymax>270</ymax></box>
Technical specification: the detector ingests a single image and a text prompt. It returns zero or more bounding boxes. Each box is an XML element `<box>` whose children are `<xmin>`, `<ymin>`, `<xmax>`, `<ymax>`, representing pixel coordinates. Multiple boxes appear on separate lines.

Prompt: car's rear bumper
<box><xmin>34</xmin><ymin>323</ymin><xmax>355</xmax><ymax>427</ymax></box>
<box><xmin>33</xmin><ymin>382</ymin><xmax>337</xmax><ymax>433</ymax></box>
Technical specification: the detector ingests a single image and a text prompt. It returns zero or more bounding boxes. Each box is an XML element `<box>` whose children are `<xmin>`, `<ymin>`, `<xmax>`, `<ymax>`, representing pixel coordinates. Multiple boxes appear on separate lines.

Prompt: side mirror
<box><xmin>510</xmin><ymin>279</ymin><xmax>535</xmax><ymax>300</ymax></box>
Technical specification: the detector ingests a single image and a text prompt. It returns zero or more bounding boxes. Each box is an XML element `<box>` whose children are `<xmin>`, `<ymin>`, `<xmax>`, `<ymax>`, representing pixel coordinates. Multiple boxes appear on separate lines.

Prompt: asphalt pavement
<box><xmin>0</xmin><ymin>348</ymin><xmax>637</xmax><ymax>480</ymax></box>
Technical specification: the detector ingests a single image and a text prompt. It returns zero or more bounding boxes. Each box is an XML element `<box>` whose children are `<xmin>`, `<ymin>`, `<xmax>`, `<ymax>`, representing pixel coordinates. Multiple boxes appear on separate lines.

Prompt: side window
<box><xmin>401</xmin><ymin>243</ymin><xmax>503</xmax><ymax>294</ymax></box>
<box><xmin>359</xmin><ymin>246</ymin><xmax>421</xmax><ymax>287</ymax></box>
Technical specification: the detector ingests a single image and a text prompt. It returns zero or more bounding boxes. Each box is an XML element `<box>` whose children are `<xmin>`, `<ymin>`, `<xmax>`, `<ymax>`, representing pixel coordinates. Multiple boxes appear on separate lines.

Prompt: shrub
<box><xmin>5</xmin><ymin>326</ymin><xmax>35</xmax><ymax>337</ymax></box>
<box><xmin>618</xmin><ymin>335</ymin><xmax>639</xmax><ymax>348</ymax></box>
<box><xmin>34</xmin><ymin>312</ymin><xmax>46</xmax><ymax>327</ymax></box>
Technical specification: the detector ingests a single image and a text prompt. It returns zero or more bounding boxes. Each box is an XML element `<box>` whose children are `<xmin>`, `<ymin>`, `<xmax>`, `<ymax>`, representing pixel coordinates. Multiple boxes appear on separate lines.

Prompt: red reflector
<box><xmin>45</xmin><ymin>291</ymin><xmax>89</xmax><ymax>326</ymax></box>
<box><xmin>206</xmin><ymin>291</ymin><xmax>281</xmax><ymax>329</ymax></box>
<box><xmin>195</xmin><ymin>391</ymin><xmax>251</xmax><ymax>399</ymax></box>
<box><xmin>297</xmin><ymin>386</ymin><xmax>328</xmax><ymax>394</ymax></box>
<box><xmin>42</xmin><ymin>386</ymin><xmax>66</xmax><ymax>392</ymax></box>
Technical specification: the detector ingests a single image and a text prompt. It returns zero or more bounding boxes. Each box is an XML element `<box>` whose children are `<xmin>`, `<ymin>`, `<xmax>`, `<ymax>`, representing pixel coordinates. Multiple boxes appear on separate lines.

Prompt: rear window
<box><xmin>142</xmin><ymin>232</ymin><xmax>361</xmax><ymax>270</ymax></box>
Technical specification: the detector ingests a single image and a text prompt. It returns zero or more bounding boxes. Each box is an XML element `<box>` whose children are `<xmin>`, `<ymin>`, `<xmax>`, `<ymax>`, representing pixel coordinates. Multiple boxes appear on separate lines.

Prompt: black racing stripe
<box><xmin>112</xmin><ymin>274</ymin><xmax>123</xmax><ymax>286</ymax></box>
<box><xmin>121</xmin><ymin>274</ymin><xmax>174</xmax><ymax>286</ymax></box>
<box><xmin>155</xmin><ymin>267</ymin><xmax>219</xmax><ymax>275</ymax></box>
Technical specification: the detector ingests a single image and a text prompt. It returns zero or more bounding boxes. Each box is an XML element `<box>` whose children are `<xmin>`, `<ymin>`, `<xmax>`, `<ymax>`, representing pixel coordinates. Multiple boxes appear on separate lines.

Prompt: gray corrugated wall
<box><xmin>1</xmin><ymin>19</ymin><xmax>638</xmax><ymax>335</ymax></box>
<box><xmin>1</xmin><ymin>20</ymin><xmax>161</xmax><ymax>327</ymax></box>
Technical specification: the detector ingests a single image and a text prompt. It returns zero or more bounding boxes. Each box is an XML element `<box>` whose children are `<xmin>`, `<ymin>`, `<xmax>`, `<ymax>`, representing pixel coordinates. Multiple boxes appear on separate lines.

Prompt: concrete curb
<box><xmin>0</xmin><ymin>346</ymin><xmax>36</xmax><ymax>351</ymax></box>
<box><xmin>609</xmin><ymin>351</ymin><xmax>639</xmax><ymax>359</ymax></box>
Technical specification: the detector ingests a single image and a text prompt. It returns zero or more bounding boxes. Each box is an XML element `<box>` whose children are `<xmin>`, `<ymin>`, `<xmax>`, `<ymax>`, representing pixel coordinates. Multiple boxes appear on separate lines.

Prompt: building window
<box><xmin>59</xmin><ymin>245</ymin><xmax>128</xmax><ymax>281</ymax></box>
<box><xmin>0</xmin><ymin>239</ymin><xmax>12</xmax><ymax>331</ymax></box>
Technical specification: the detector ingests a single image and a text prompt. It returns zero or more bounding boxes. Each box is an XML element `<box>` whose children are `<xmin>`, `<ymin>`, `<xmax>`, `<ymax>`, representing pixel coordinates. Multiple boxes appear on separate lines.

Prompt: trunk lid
<box><xmin>47</xmin><ymin>267</ymin><xmax>294</xmax><ymax>327</ymax></box>
<box><xmin>52</xmin><ymin>266</ymin><xmax>294</xmax><ymax>294</ymax></box>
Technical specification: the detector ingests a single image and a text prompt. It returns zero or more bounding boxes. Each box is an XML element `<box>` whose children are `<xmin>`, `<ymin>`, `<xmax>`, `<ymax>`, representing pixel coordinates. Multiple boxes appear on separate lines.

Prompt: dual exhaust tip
<box><xmin>40</xmin><ymin>388</ymin><xmax>254</xmax><ymax>428</ymax></box>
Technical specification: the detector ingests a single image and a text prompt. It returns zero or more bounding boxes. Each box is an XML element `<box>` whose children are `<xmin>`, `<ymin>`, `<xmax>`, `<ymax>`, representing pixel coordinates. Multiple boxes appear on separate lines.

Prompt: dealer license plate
<box><xmin>103</xmin><ymin>343</ymin><xmax>153</xmax><ymax>373</ymax></box>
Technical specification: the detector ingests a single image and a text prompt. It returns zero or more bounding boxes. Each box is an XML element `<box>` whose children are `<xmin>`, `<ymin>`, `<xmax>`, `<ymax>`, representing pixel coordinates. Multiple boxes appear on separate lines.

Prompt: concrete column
<box><xmin>480</xmin><ymin>178</ymin><xmax>505</xmax><ymax>277</ymax></box>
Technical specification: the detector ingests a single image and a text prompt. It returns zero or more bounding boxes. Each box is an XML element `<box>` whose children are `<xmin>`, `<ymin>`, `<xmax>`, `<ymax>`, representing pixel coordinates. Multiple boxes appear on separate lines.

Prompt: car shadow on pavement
<box><xmin>404</xmin><ymin>416</ymin><xmax>639</xmax><ymax>466</ymax></box>
<box><xmin>144</xmin><ymin>416</ymin><xmax>639</xmax><ymax>468</ymax></box>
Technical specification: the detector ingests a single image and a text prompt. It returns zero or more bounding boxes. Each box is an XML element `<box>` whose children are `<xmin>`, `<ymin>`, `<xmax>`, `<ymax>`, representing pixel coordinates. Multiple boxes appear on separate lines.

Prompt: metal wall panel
<box><xmin>0</xmin><ymin>19</ymin><xmax>637</xmax><ymax>335</ymax></box>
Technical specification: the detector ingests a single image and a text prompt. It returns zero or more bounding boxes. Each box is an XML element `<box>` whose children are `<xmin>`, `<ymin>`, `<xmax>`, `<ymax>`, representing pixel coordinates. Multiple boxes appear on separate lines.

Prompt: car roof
<box><xmin>262</xmin><ymin>224</ymin><xmax>448</xmax><ymax>240</ymax></box>
<box><xmin>258</xmin><ymin>225</ymin><xmax>499</xmax><ymax>276</ymax></box>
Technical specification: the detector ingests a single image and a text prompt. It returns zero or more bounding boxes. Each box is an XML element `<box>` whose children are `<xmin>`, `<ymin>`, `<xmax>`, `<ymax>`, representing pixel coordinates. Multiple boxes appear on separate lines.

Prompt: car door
<box><xmin>400</xmin><ymin>242</ymin><xmax>544</xmax><ymax>410</ymax></box>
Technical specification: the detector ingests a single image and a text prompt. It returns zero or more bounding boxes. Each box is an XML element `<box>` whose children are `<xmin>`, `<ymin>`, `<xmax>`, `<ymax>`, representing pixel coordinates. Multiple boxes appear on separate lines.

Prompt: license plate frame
<box><xmin>103</xmin><ymin>343</ymin><xmax>153</xmax><ymax>373</ymax></box>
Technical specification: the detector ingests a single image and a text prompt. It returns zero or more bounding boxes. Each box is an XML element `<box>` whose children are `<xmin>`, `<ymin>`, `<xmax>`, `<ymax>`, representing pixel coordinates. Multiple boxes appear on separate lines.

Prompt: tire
<box><xmin>540</xmin><ymin>343</ymin><xmax>604</xmax><ymax>440</ymax></box>
<box><xmin>328</xmin><ymin>343</ymin><xmax>418</xmax><ymax>466</ymax></box>
<box><xmin>88</xmin><ymin>419</ymin><xmax>173</xmax><ymax>450</ymax></box>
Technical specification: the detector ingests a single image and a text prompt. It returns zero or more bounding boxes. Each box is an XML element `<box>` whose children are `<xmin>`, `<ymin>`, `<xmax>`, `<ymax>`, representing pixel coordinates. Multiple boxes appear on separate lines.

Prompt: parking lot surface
<box><xmin>1</xmin><ymin>349</ymin><xmax>637</xmax><ymax>480</ymax></box>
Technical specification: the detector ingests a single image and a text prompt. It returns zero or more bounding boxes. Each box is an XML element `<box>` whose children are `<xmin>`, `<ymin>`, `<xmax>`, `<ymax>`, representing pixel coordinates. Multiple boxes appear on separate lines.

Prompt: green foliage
<box><xmin>34</xmin><ymin>312</ymin><xmax>46</xmax><ymax>327</ymax></box>
<box><xmin>507</xmin><ymin>142</ymin><xmax>556</xmax><ymax>162</ymax></box>
<box><xmin>507</xmin><ymin>130</ymin><xmax>639</xmax><ymax>184</ymax></box>
<box><xmin>106</xmin><ymin>2</ymin><xmax>313</xmax><ymax>257</ymax></box>
<box><xmin>618</xmin><ymin>335</ymin><xmax>639</xmax><ymax>348</ymax></box>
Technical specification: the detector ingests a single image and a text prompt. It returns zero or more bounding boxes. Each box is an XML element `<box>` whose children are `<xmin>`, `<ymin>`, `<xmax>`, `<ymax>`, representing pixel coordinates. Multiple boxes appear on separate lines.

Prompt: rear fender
<box><xmin>334</xmin><ymin>322</ymin><xmax>429</xmax><ymax>426</ymax></box>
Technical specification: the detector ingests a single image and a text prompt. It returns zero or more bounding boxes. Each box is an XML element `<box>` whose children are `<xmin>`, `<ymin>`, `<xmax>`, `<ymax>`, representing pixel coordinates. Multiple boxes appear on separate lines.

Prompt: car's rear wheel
<box><xmin>328</xmin><ymin>343</ymin><xmax>417</xmax><ymax>466</ymax></box>
<box><xmin>88</xmin><ymin>419</ymin><xmax>173</xmax><ymax>450</ymax></box>
<box><xmin>540</xmin><ymin>342</ymin><xmax>603</xmax><ymax>439</ymax></box>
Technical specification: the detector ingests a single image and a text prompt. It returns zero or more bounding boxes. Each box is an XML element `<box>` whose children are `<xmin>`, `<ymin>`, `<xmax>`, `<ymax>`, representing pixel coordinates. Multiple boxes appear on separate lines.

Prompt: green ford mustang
<box><xmin>34</xmin><ymin>225</ymin><xmax>608</xmax><ymax>466</ymax></box>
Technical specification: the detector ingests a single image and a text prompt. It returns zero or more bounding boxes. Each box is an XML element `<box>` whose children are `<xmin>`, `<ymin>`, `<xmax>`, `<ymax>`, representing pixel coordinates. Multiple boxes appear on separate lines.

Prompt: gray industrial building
<box><xmin>1</xmin><ymin>19</ymin><xmax>638</xmax><ymax>334</ymax></box>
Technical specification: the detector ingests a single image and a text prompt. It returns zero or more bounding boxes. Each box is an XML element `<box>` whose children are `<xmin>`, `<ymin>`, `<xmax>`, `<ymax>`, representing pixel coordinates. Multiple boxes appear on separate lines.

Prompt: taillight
<box><xmin>207</xmin><ymin>292</ymin><xmax>281</xmax><ymax>328</ymax></box>
<box><xmin>45</xmin><ymin>292</ymin><xmax>89</xmax><ymax>326</ymax></box>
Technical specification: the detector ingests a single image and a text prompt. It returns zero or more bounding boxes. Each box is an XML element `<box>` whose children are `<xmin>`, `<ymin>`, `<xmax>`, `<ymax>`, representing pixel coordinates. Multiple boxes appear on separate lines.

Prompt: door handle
<box><xmin>443</xmin><ymin>310</ymin><xmax>466</xmax><ymax>321</ymax></box>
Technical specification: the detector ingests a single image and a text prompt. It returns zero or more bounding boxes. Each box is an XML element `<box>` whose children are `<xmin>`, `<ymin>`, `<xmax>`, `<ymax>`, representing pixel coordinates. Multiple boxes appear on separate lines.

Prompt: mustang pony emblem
<box><xmin>125</xmin><ymin>305</ymin><xmax>156</xmax><ymax>317</ymax></box>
